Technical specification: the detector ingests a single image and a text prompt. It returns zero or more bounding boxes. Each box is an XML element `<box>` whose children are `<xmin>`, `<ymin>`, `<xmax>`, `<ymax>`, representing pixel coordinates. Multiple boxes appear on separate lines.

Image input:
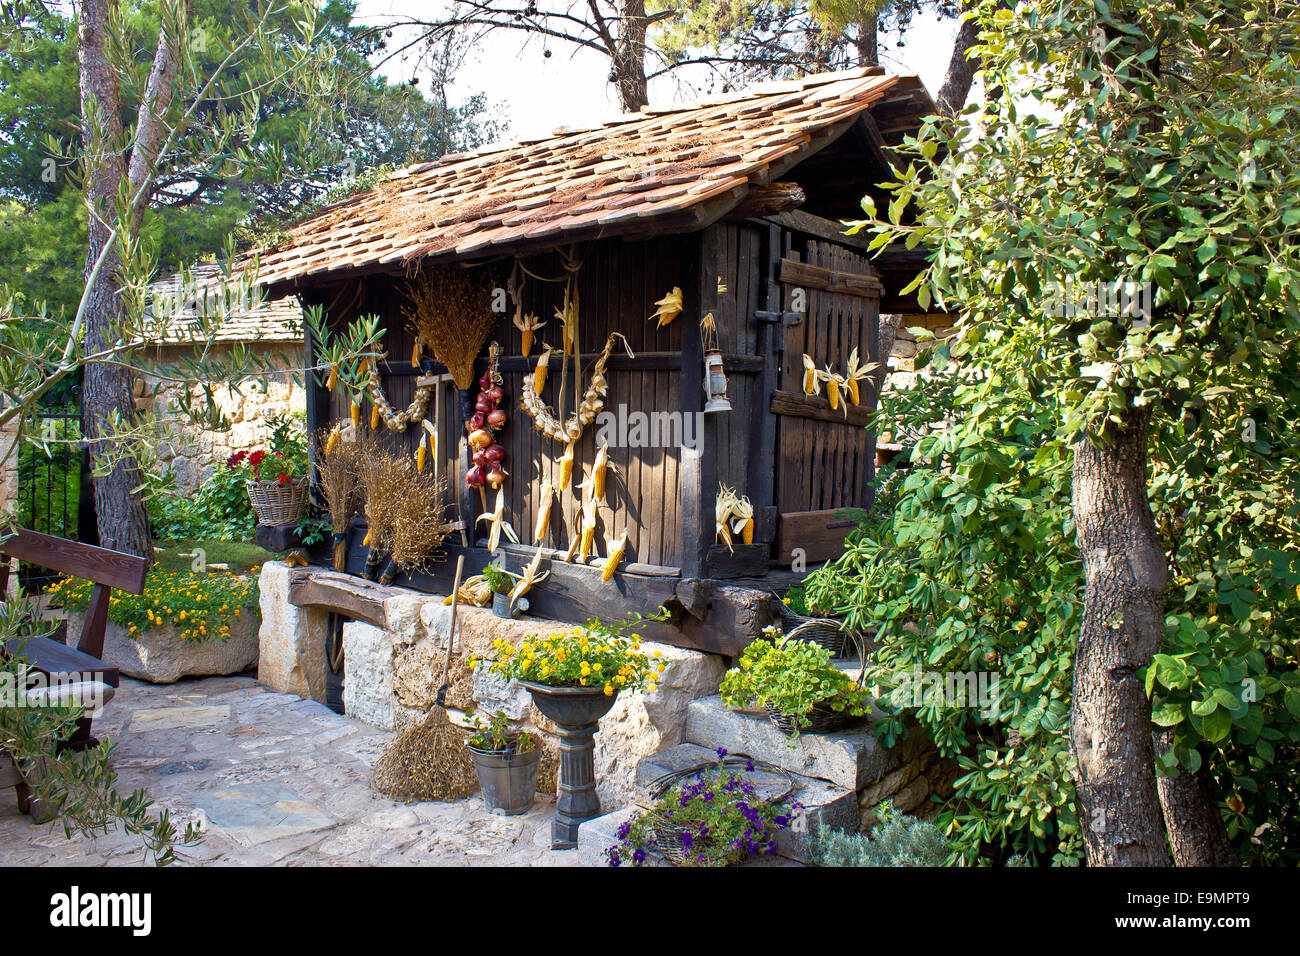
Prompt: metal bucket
<box><xmin>468</xmin><ymin>744</ymin><xmax>542</xmax><ymax>816</ymax></box>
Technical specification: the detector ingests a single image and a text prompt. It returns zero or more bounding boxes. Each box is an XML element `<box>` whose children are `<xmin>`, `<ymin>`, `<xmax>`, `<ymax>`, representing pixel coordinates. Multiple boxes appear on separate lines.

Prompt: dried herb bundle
<box><xmin>358</xmin><ymin>444</ymin><xmax>408</xmax><ymax>579</ymax></box>
<box><xmin>404</xmin><ymin>268</ymin><xmax>495</xmax><ymax>389</ymax></box>
<box><xmin>315</xmin><ymin>424</ymin><xmax>362</xmax><ymax>571</ymax></box>
<box><xmin>370</xmin><ymin>707</ymin><xmax>479</xmax><ymax>803</ymax></box>
<box><xmin>387</xmin><ymin>468</ymin><xmax>452</xmax><ymax>580</ymax></box>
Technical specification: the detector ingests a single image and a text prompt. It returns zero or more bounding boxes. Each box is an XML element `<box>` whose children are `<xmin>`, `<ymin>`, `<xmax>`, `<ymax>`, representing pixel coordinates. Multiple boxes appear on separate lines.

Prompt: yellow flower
<box><xmin>604</xmin><ymin>683</ymin><xmax>614</xmax><ymax>696</ymax></box>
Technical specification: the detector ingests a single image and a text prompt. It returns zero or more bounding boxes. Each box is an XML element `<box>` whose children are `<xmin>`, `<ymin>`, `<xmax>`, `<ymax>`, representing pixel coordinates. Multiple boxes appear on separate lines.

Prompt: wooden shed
<box><xmin>246</xmin><ymin>67</ymin><xmax>934</xmax><ymax>654</ymax></box>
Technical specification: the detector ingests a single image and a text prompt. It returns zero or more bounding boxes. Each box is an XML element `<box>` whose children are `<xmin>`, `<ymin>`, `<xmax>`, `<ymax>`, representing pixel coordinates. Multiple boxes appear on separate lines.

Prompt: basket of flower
<box><xmin>721</xmin><ymin>628</ymin><xmax>868</xmax><ymax>739</ymax></box>
<box><xmin>608</xmin><ymin>748</ymin><xmax>802</xmax><ymax>867</ymax></box>
<box><xmin>232</xmin><ymin>416</ymin><xmax>309</xmax><ymax>526</ymax></box>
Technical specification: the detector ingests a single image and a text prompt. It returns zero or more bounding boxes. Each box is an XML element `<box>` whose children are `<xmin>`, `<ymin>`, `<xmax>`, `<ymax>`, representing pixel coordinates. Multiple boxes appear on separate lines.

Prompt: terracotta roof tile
<box><xmin>244</xmin><ymin>68</ymin><xmax>932</xmax><ymax>290</ymax></box>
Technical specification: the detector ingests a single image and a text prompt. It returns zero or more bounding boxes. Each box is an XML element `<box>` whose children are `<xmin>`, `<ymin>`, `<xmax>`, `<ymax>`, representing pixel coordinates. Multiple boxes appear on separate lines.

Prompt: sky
<box><xmin>353</xmin><ymin>2</ymin><xmax>966</xmax><ymax>144</ymax></box>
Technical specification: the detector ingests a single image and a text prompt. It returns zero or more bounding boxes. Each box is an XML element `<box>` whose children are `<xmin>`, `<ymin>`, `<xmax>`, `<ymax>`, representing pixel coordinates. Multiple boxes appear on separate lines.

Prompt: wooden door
<box><xmin>772</xmin><ymin>238</ymin><xmax>880</xmax><ymax>565</ymax></box>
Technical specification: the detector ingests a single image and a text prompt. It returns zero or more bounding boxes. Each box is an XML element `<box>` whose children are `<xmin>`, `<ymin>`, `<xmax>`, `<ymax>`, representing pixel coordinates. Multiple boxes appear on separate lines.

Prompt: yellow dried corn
<box><xmin>802</xmin><ymin>354</ymin><xmax>818</xmax><ymax>396</ymax></box>
<box><xmin>410</xmin><ymin>339</ymin><xmax>421</xmax><ymax>367</ymax></box>
<box><xmin>601</xmin><ymin>531</ymin><xmax>628</xmax><ymax>581</ymax></box>
<box><xmin>350</xmin><ymin>401</ymin><xmax>361</xmax><ymax>428</ymax></box>
<box><xmin>579</xmin><ymin>498</ymin><xmax>597</xmax><ymax>561</ymax></box>
<box><xmin>417</xmin><ymin>445</ymin><xmax>427</xmax><ymax>473</ymax></box>
<box><xmin>534</xmin><ymin>347</ymin><xmax>552</xmax><ymax>394</ymax></box>
<box><xmin>647</xmin><ymin>287</ymin><xmax>683</xmax><ymax>328</ymax></box>
<box><xmin>324</xmin><ymin>428</ymin><xmax>341</xmax><ymax>456</ymax></box>
<box><xmin>826</xmin><ymin>376</ymin><xmax>840</xmax><ymax>411</ymax></box>
<box><xmin>535</xmin><ymin>480</ymin><xmax>554</xmax><ymax>543</ymax></box>
<box><xmin>847</xmin><ymin>378</ymin><xmax>860</xmax><ymax>406</ymax></box>
<box><xmin>362</xmin><ymin>529</ymin><xmax>372</xmax><ymax>546</ymax></box>
<box><xmin>422</xmin><ymin>419</ymin><xmax>437</xmax><ymax>462</ymax></box>
<box><xmin>326</xmin><ymin>364</ymin><xmax>338</xmax><ymax>392</ymax></box>
<box><xmin>742</xmin><ymin>516</ymin><xmax>754</xmax><ymax>545</ymax></box>
<box><xmin>591</xmin><ymin>444</ymin><xmax>609</xmax><ymax>501</ymax></box>
<box><xmin>558</xmin><ymin>442</ymin><xmax>575</xmax><ymax>491</ymax></box>
<box><xmin>514</xmin><ymin>313</ymin><xmax>543</xmax><ymax>357</ymax></box>
<box><xmin>370</xmin><ymin>404</ymin><xmax>382</xmax><ymax>429</ymax></box>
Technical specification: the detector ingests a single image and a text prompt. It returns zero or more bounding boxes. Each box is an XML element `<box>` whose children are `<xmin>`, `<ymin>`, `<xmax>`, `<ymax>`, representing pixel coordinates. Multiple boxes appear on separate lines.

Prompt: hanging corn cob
<box><xmin>647</xmin><ymin>287</ymin><xmax>683</xmax><ymax>328</ymax></box>
<box><xmin>844</xmin><ymin>347</ymin><xmax>877</xmax><ymax>406</ymax></box>
<box><xmin>534</xmin><ymin>346</ymin><xmax>552</xmax><ymax>395</ymax></box>
<box><xmin>476</xmin><ymin>488</ymin><xmax>519</xmax><ymax>553</ymax></box>
<box><xmin>731</xmin><ymin>495</ymin><xmax>755</xmax><ymax>545</ymax></box>
<box><xmin>371</xmin><ymin>403</ymin><xmax>382</xmax><ymax>430</ymax></box>
<box><xmin>819</xmin><ymin>367</ymin><xmax>848</xmax><ymax>416</ymax></box>
<box><xmin>558</xmin><ymin>442</ymin><xmax>575</xmax><ymax>491</ymax></box>
<box><xmin>416</xmin><ymin>444</ymin><xmax>427</xmax><ymax>473</ymax></box>
<box><xmin>579</xmin><ymin>497</ymin><xmax>598</xmax><ymax>562</ymax></box>
<box><xmin>326</xmin><ymin>364</ymin><xmax>339</xmax><ymax>393</ymax></box>
<box><xmin>591</xmin><ymin>444</ymin><xmax>610</xmax><ymax>501</ymax></box>
<box><xmin>535</xmin><ymin>480</ymin><xmax>555</xmax><ymax>542</ymax></box>
<box><xmin>715</xmin><ymin>485</ymin><xmax>744</xmax><ymax>552</ymax></box>
<box><xmin>513</xmin><ymin>312</ymin><xmax>545</xmax><ymax>357</ymax></box>
<box><xmin>410</xmin><ymin>339</ymin><xmax>422</xmax><ymax>367</ymax></box>
<box><xmin>511</xmin><ymin>547</ymin><xmax>551</xmax><ymax>599</ymax></box>
<box><xmin>802</xmin><ymin>354</ymin><xmax>820</xmax><ymax>396</ymax></box>
<box><xmin>601</xmin><ymin>531</ymin><xmax>629</xmax><ymax>581</ymax></box>
<box><xmin>324</xmin><ymin>426</ymin><xmax>342</xmax><ymax>457</ymax></box>
<box><xmin>350</xmin><ymin>400</ymin><xmax>362</xmax><ymax>428</ymax></box>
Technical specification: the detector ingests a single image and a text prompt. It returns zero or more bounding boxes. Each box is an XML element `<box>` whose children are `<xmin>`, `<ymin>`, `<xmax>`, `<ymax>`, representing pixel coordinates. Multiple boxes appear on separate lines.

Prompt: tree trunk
<box><xmin>613</xmin><ymin>0</ymin><xmax>649</xmax><ymax>111</ymax></box>
<box><xmin>1069</xmin><ymin>404</ymin><xmax>1169</xmax><ymax>866</ymax></box>
<box><xmin>1153</xmin><ymin>728</ymin><xmax>1239</xmax><ymax>866</ymax></box>
<box><xmin>78</xmin><ymin>0</ymin><xmax>152</xmax><ymax>561</ymax></box>
<box><xmin>936</xmin><ymin>5</ymin><xmax>982</xmax><ymax>116</ymax></box>
<box><xmin>872</xmin><ymin>312</ymin><xmax>902</xmax><ymax>399</ymax></box>
<box><xmin>855</xmin><ymin>14</ymin><xmax>879</xmax><ymax>68</ymax></box>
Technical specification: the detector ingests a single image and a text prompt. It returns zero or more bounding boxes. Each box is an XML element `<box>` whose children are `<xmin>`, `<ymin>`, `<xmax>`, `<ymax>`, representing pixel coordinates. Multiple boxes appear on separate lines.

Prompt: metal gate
<box><xmin>16</xmin><ymin>395</ymin><xmax>85</xmax><ymax>588</ymax></box>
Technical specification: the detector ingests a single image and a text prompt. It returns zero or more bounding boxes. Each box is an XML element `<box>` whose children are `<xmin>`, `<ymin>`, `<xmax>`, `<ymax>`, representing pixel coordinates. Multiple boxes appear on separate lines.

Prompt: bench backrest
<box><xmin>1</xmin><ymin>527</ymin><xmax>149</xmax><ymax>658</ymax></box>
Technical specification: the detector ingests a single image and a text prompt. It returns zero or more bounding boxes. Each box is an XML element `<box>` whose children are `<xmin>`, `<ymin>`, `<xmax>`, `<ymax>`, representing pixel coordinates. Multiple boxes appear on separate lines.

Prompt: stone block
<box><xmin>343</xmin><ymin>621</ymin><xmax>397</xmax><ymax>730</ymax></box>
<box><xmin>257</xmin><ymin>561</ymin><xmax>328</xmax><ymax>703</ymax></box>
<box><xmin>65</xmin><ymin>606</ymin><xmax>258</xmax><ymax>685</ymax></box>
<box><xmin>684</xmin><ymin>695</ymin><xmax>898</xmax><ymax>791</ymax></box>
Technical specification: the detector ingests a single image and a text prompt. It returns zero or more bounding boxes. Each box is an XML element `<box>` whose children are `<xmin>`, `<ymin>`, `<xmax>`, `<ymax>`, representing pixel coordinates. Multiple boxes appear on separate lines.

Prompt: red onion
<box><xmin>483</xmin><ymin>386</ymin><xmax>504</xmax><ymax>404</ymax></box>
<box><xmin>486</xmin><ymin>408</ymin><xmax>508</xmax><ymax>428</ymax></box>
<box><xmin>484</xmin><ymin>444</ymin><xmax>506</xmax><ymax>463</ymax></box>
<box><xmin>465</xmin><ymin>465</ymin><xmax>486</xmax><ymax>487</ymax></box>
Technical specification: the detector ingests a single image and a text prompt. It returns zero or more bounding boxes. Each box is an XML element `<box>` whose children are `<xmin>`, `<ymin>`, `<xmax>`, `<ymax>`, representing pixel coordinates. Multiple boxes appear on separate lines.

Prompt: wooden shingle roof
<box><xmin>147</xmin><ymin>265</ymin><xmax>302</xmax><ymax>344</ymax></box>
<box><xmin>246</xmin><ymin>68</ymin><xmax>933</xmax><ymax>292</ymax></box>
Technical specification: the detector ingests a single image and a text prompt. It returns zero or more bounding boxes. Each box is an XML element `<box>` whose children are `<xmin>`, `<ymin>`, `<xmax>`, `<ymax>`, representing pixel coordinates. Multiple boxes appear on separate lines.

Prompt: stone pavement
<box><xmin>0</xmin><ymin>676</ymin><xmax>578</xmax><ymax>867</ymax></box>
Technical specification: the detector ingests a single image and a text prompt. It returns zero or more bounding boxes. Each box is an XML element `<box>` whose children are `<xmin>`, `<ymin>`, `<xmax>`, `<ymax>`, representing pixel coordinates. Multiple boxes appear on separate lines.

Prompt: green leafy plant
<box><xmin>466</xmin><ymin>710</ymin><xmax>534</xmax><ymax>754</ymax></box>
<box><xmin>808</xmin><ymin>802</ymin><xmax>953</xmax><ymax>867</ymax></box>
<box><xmin>720</xmin><ymin>636</ymin><xmax>866</xmax><ymax>735</ymax></box>
<box><xmin>0</xmin><ymin>592</ymin><xmax>201</xmax><ymax>865</ymax></box>
<box><xmin>608</xmin><ymin>749</ymin><xmax>801</xmax><ymax>867</ymax></box>
<box><xmin>481</xmin><ymin>561</ymin><xmax>512</xmax><ymax>596</ymax></box>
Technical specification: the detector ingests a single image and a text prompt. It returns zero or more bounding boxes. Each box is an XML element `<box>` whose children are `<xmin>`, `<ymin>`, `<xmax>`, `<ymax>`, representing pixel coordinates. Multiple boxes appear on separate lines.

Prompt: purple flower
<box><xmin>607</xmin><ymin>848</ymin><xmax>622</xmax><ymax>867</ymax></box>
<box><xmin>632</xmin><ymin>848</ymin><xmax>647</xmax><ymax>866</ymax></box>
<box><xmin>681</xmin><ymin>831</ymin><xmax>694</xmax><ymax>849</ymax></box>
<box><xmin>616</xmin><ymin>821</ymin><xmax>632</xmax><ymax>840</ymax></box>
<box><xmin>745</xmin><ymin>759</ymin><xmax>755</xmax><ymax>772</ymax></box>
<box><xmin>716</xmin><ymin>747</ymin><xmax>728</xmax><ymax>758</ymax></box>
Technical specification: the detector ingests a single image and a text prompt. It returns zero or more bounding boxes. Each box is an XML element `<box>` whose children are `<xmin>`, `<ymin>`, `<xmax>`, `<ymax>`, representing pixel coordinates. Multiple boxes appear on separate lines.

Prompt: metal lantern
<box><xmin>700</xmin><ymin>311</ymin><xmax>732</xmax><ymax>413</ymax></box>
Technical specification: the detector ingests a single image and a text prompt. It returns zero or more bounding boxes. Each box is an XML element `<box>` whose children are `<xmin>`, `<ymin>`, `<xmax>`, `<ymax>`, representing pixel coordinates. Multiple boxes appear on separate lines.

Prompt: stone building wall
<box><xmin>137</xmin><ymin>344</ymin><xmax>306</xmax><ymax>494</ymax></box>
<box><xmin>0</xmin><ymin>404</ymin><xmax>19</xmax><ymax>592</ymax></box>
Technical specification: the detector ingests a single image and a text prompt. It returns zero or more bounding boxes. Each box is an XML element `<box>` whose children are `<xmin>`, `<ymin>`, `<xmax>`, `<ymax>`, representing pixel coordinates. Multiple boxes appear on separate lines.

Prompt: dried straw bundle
<box><xmin>315</xmin><ymin>424</ymin><xmax>362</xmax><ymax>571</ymax></box>
<box><xmin>358</xmin><ymin>444</ymin><xmax>408</xmax><ymax>579</ymax></box>
<box><xmin>384</xmin><ymin>469</ymin><xmax>452</xmax><ymax>583</ymax></box>
<box><xmin>404</xmin><ymin>268</ymin><xmax>496</xmax><ymax>389</ymax></box>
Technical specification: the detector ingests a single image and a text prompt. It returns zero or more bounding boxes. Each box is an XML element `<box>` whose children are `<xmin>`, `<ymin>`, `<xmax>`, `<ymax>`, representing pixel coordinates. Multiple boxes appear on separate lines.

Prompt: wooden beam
<box><xmin>723</xmin><ymin>182</ymin><xmax>806</xmax><ymax>220</ymax></box>
<box><xmin>778</xmin><ymin>257</ymin><xmax>882</xmax><ymax>297</ymax></box>
<box><xmin>762</xmin><ymin>210</ymin><xmax>872</xmax><ymax>251</ymax></box>
<box><xmin>770</xmin><ymin>389</ymin><xmax>873</xmax><ymax>428</ymax></box>
<box><xmin>776</xmin><ymin>509</ymin><xmax>865</xmax><ymax>565</ymax></box>
<box><xmin>678</xmin><ymin>230</ymin><xmax>713</xmax><ymax>580</ymax></box>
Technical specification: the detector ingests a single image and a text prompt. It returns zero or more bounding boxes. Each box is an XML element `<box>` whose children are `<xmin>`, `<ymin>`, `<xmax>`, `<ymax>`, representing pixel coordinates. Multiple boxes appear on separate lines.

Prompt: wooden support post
<box><xmin>679</xmin><ymin>229</ymin><xmax>716</xmax><ymax>579</ymax></box>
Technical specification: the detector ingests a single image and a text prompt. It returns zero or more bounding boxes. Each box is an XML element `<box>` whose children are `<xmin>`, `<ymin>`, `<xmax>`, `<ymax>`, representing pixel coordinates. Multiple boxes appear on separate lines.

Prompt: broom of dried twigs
<box><xmin>315</xmin><ymin>424</ymin><xmax>362</xmax><ymax>571</ymax></box>
<box><xmin>403</xmin><ymin>268</ymin><xmax>496</xmax><ymax>390</ymax></box>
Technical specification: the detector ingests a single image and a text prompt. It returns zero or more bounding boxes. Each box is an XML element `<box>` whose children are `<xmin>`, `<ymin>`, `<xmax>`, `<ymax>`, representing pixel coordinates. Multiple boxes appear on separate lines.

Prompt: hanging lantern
<box><xmin>700</xmin><ymin>312</ymin><xmax>731</xmax><ymax>414</ymax></box>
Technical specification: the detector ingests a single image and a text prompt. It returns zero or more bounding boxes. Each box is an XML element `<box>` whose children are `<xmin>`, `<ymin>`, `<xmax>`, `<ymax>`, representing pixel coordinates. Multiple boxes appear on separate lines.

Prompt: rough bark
<box><xmin>1153</xmin><ymin>728</ymin><xmax>1239</xmax><ymax>866</ymax></box>
<box><xmin>1069</xmin><ymin>405</ymin><xmax>1170</xmax><ymax>866</ymax></box>
<box><xmin>77</xmin><ymin>0</ymin><xmax>152</xmax><ymax>560</ymax></box>
<box><xmin>872</xmin><ymin>312</ymin><xmax>902</xmax><ymax>398</ymax></box>
<box><xmin>855</xmin><ymin>13</ymin><xmax>879</xmax><ymax>68</ymax></box>
<box><xmin>612</xmin><ymin>0</ymin><xmax>649</xmax><ymax>111</ymax></box>
<box><xmin>936</xmin><ymin>5</ymin><xmax>982</xmax><ymax>116</ymax></box>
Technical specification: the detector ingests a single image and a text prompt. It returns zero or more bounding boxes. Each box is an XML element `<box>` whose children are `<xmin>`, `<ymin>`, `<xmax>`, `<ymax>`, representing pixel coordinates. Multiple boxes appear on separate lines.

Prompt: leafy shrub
<box><xmin>46</xmin><ymin>570</ymin><xmax>257</xmax><ymax>643</ymax></box>
<box><xmin>808</xmin><ymin>803</ymin><xmax>952</xmax><ymax>867</ymax></box>
<box><xmin>719</xmin><ymin>634</ymin><xmax>866</xmax><ymax>735</ymax></box>
<box><xmin>148</xmin><ymin>462</ymin><xmax>254</xmax><ymax>541</ymax></box>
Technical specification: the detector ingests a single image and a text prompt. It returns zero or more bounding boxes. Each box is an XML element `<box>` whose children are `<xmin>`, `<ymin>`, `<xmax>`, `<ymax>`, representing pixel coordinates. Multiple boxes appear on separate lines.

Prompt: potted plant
<box><xmin>482</xmin><ymin>561</ymin><xmax>515</xmax><ymax>618</ymax></box>
<box><xmin>233</xmin><ymin>414</ymin><xmax>309</xmax><ymax>527</ymax></box>
<box><xmin>721</xmin><ymin>629</ymin><xmax>868</xmax><ymax>738</ymax></box>
<box><xmin>475</xmin><ymin>610</ymin><xmax>667</xmax><ymax>848</ymax></box>
<box><xmin>607</xmin><ymin>748</ymin><xmax>803</xmax><ymax>867</ymax></box>
<box><xmin>465</xmin><ymin>710</ymin><xmax>542</xmax><ymax>816</ymax></box>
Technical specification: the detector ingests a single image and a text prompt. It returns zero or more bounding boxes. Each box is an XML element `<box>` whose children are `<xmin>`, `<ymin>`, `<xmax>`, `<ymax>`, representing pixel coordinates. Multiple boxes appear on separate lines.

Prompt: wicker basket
<box><xmin>246</xmin><ymin>477</ymin><xmax>307</xmax><ymax>526</ymax></box>
<box><xmin>785</xmin><ymin>618</ymin><xmax>849</xmax><ymax>657</ymax></box>
<box><xmin>644</xmin><ymin>755</ymin><xmax>796</xmax><ymax>866</ymax></box>
<box><xmin>765</xmin><ymin>700</ymin><xmax>855</xmax><ymax>736</ymax></box>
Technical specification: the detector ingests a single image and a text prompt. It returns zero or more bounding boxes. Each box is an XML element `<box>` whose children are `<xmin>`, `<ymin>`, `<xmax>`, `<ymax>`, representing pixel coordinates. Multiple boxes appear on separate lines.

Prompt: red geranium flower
<box><xmin>277</xmin><ymin>473</ymin><xmax>290</xmax><ymax>487</ymax></box>
<box><xmin>226</xmin><ymin>450</ymin><xmax>247</xmax><ymax>468</ymax></box>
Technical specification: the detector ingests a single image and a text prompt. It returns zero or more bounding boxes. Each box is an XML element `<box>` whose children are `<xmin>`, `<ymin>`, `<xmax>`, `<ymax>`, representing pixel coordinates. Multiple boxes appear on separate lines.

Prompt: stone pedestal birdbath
<box><xmin>521</xmin><ymin>681</ymin><xmax>617</xmax><ymax>849</ymax></box>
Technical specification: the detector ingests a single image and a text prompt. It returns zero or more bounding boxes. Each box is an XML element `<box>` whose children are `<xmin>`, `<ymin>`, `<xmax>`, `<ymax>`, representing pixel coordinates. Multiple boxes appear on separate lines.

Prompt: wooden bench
<box><xmin>1</xmin><ymin>527</ymin><xmax>148</xmax><ymax>772</ymax></box>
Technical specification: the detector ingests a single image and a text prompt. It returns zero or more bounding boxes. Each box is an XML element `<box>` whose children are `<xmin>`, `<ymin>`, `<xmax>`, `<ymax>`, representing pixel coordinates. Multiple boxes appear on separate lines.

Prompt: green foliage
<box><xmin>808</xmin><ymin>0</ymin><xmax>1300</xmax><ymax>864</ymax></box>
<box><xmin>148</xmin><ymin>464</ymin><xmax>255</xmax><ymax>541</ymax></box>
<box><xmin>808</xmin><ymin>802</ymin><xmax>954</xmax><ymax>866</ymax></box>
<box><xmin>720</xmin><ymin>636</ymin><xmax>867</xmax><ymax>734</ymax></box>
<box><xmin>466</xmin><ymin>710</ymin><xmax>534</xmax><ymax>754</ymax></box>
<box><xmin>482</xmin><ymin>561</ymin><xmax>512</xmax><ymax>595</ymax></box>
<box><xmin>0</xmin><ymin>592</ymin><xmax>200</xmax><ymax>864</ymax></box>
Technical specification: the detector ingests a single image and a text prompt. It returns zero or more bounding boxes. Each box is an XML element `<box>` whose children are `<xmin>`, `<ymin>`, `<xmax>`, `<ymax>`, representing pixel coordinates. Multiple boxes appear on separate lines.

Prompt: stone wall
<box><xmin>857</xmin><ymin>725</ymin><xmax>960</xmax><ymax>829</ymax></box>
<box><xmin>136</xmin><ymin>344</ymin><xmax>305</xmax><ymax>494</ymax></box>
<box><xmin>256</xmin><ymin>562</ymin><xmax>726</xmax><ymax>808</ymax></box>
<box><xmin>0</xmin><ymin>404</ymin><xmax>18</xmax><ymax>592</ymax></box>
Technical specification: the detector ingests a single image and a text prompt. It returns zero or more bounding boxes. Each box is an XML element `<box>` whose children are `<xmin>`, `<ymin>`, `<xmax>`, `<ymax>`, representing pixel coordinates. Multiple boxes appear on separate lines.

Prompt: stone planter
<box><xmin>468</xmin><ymin>741</ymin><xmax>541</xmax><ymax>816</ymax></box>
<box><xmin>66</xmin><ymin>608</ymin><xmax>259</xmax><ymax>684</ymax></box>
<box><xmin>522</xmin><ymin>681</ymin><xmax>618</xmax><ymax>849</ymax></box>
